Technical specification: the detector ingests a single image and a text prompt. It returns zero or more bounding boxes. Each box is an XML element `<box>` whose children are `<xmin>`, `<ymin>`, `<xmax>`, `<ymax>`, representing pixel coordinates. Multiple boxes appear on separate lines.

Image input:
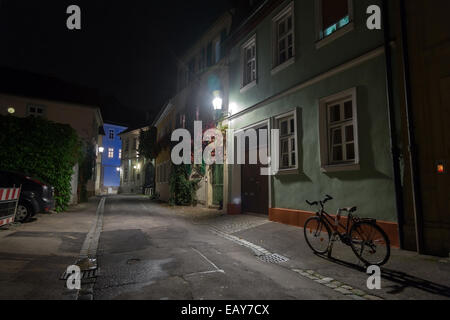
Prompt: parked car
<box><xmin>0</xmin><ymin>171</ymin><xmax>55</xmax><ymax>222</ymax></box>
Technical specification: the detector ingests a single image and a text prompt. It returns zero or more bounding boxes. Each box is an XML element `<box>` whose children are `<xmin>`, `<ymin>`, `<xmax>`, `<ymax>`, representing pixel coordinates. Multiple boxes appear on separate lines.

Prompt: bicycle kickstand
<box><xmin>327</xmin><ymin>232</ymin><xmax>338</xmax><ymax>258</ymax></box>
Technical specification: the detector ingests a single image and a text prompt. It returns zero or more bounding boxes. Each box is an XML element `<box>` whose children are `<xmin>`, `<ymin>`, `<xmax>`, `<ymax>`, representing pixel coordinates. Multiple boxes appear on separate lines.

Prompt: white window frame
<box><xmin>241</xmin><ymin>34</ymin><xmax>257</xmax><ymax>92</ymax></box>
<box><xmin>108</xmin><ymin>148</ymin><xmax>114</xmax><ymax>159</ymax></box>
<box><xmin>275</xmin><ymin>109</ymin><xmax>298</xmax><ymax>173</ymax></box>
<box><xmin>315</xmin><ymin>0</ymin><xmax>354</xmax><ymax>49</ymax></box>
<box><xmin>271</xmin><ymin>1</ymin><xmax>295</xmax><ymax>76</ymax></box>
<box><xmin>319</xmin><ymin>87</ymin><xmax>360</xmax><ymax>172</ymax></box>
<box><xmin>27</xmin><ymin>104</ymin><xmax>46</xmax><ymax>117</ymax></box>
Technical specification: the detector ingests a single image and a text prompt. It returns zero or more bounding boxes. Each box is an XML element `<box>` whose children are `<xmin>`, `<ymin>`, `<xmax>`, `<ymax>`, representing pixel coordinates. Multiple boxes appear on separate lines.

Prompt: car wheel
<box><xmin>15</xmin><ymin>203</ymin><xmax>32</xmax><ymax>223</ymax></box>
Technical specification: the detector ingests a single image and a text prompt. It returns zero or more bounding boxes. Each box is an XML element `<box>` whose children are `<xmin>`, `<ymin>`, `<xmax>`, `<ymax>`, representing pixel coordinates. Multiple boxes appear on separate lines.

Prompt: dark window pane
<box><xmin>287</xmin><ymin>16</ymin><xmax>292</xmax><ymax>30</ymax></box>
<box><xmin>345</xmin><ymin>125</ymin><xmax>354</xmax><ymax>142</ymax></box>
<box><xmin>30</xmin><ymin>107</ymin><xmax>36</xmax><ymax>113</ymax></box>
<box><xmin>332</xmin><ymin>146</ymin><xmax>343</xmax><ymax>162</ymax></box>
<box><xmin>282</xmin><ymin>140</ymin><xmax>289</xmax><ymax>153</ymax></box>
<box><xmin>344</xmin><ymin>101</ymin><xmax>353</xmax><ymax>119</ymax></box>
<box><xmin>288</xmin><ymin>34</ymin><xmax>293</xmax><ymax>46</ymax></box>
<box><xmin>322</xmin><ymin>0</ymin><xmax>349</xmax><ymax>30</ymax></box>
<box><xmin>281</xmin><ymin>121</ymin><xmax>288</xmax><ymax>136</ymax></box>
<box><xmin>282</xmin><ymin>154</ymin><xmax>289</xmax><ymax>167</ymax></box>
<box><xmin>290</xmin><ymin>119</ymin><xmax>295</xmax><ymax>133</ymax></box>
<box><xmin>288</xmin><ymin>47</ymin><xmax>293</xmax><ymax>59</ymax></box>
<box><xmin>330</xmin><ymin>105</ymin><xmax>340</xmax><ymax>122</ymax></box>
<box><xmin>291</xmin><ymin>138</ymin><xmax>296</xmax><ymax>152</ymax></box>
<box><xmin>291</xmin><ymin>153</ymin><xmax>296</xmax><ymax>166</ymax></box>
<box><xmin>279</xmin><ymin>21</ymin><xmax>285</xmax><ymax>36</ymax></box>
<box><xmin>347</xmin><ymin>143</ymin><xmax>355</xmax><ymax>160</ymax></box>
<box><xmin>332</xmin><ymin>128</ymin><xmax>342</xmax><ymax>145</ymax></box>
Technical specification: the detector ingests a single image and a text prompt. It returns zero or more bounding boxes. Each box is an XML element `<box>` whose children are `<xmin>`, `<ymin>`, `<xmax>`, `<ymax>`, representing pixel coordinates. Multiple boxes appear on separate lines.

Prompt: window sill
<box><xmin>271</xmin><ymin>57</ymin><xmax>295</xmax><ymax>76</ymax></box>
<box><xmin>315</xmin><ymin>22</ymin><xmax>354</xmax><ymax>50</ymax></box>
<box><xmin>240</xmin><ymin>80</ymin><xmax>257</xmax><ymax>93</ymax></box>
<box><xmin>276</xmin><ymin>168</ymin><xmax>299</xmax><ymax>176</ymax></box>
<box><xmin>321</xmin><ymin>163</ymin><xmax>360</xmax><ymax>173</ymax></box>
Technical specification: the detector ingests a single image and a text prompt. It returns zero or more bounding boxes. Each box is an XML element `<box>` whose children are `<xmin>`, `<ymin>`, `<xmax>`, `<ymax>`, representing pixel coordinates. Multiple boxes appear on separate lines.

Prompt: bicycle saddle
<box><xmin>341</xmin><ymin>207</ymin><xmax>357</xmax><ymax>213</ymax></box>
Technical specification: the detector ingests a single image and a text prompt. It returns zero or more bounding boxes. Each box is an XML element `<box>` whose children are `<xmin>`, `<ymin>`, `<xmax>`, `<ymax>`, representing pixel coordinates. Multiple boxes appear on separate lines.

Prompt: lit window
<box><xmin>108</xmin><ymin>148</ymin><xmax>114</xmax><ymax>158</ymax></box>
<box><xmin>273</xmin><ymin>2</ymin><xmax>295</xmax><ymax>68</ymax></box>
<box><xmin>242</xmin><ymin>35</ymin><xmax>257</xmax><ymax>88</ymax></box>
<box><xmin>27</xmin><ymin>104</ymin><xmax>46</xmax><ymax>117</ymax></box>
<box><xmin>319</xmin><ymin>88</ymin><xmax>359</xmax><ymax>170</ymax></box>
<box><xmin>109</xmin><ymin>129</ymin><xmax>115</xmax><ymax>140</ymax></box>
<box><xmin>119</xmin><ymin>149</ymin><xmax>122</xmax><ymax>159</ymax></box>
<box><xmin>277</xmin><ymin>114</ymin><xmax>297</xmax><ymax>170</ymax></box>
<box><xmin>317</xmin><ymin>0</ymin><xmax>352</xmax><ymax>40</ymax></box>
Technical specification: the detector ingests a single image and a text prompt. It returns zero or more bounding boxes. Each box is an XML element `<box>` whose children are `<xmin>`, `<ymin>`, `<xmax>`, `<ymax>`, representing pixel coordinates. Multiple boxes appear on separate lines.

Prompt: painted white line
<box><xmin>192</xmin><ymin>248</ymin><xmax>223</xmax><ymax>273</ymax></box>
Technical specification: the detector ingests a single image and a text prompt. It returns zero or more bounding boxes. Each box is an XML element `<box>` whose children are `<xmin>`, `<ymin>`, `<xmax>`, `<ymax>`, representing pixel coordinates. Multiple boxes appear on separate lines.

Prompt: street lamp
<box><xmin>212</xmin><ymin>90</ymin><xmax>223</xmax><ymax>111</ymax></box>
<box><xmin>98</xmin><ymin>147</ymin><xmax>104</xmax><ymax>153</ymax></box>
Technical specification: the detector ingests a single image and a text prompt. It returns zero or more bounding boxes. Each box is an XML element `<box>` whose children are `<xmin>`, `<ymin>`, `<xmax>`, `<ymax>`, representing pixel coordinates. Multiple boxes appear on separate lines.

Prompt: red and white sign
<box><xmin>0</xmin><ymin>188</ymin><xmax>21</xmax><ymax>202</ymax></box>
<box><xmin>0</xmin><ymin>187</ymin><xmax>21</xmax><ymax>227</ymax></box>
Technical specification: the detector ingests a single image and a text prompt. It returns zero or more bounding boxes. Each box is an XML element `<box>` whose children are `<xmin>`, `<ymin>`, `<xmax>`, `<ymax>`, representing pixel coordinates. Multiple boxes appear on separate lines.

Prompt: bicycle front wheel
<box><xmin>304</xmin><ymin>216</ymin><xmax>331</xmax><ymax>255</ymax></box>
<box><xmin>350</xmin><ymin>221</ymin><xmax>391</xmax><ymax>266</ymax></box>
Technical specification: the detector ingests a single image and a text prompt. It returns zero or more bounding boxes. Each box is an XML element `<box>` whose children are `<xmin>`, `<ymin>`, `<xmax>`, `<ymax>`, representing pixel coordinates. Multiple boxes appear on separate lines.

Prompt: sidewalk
<box><xmin>191</xmin><ymin>212</ymin><xmax>450</xmax><ymax>300</ymax></box>
<box><xmin>0</xmin><ymin>198</ymin><xmax>100</xmax><ymax>300</ymax></box>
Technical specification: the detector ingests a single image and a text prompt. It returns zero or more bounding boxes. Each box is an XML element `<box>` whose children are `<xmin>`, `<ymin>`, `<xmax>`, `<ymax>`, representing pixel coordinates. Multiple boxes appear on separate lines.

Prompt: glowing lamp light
<box><xmin>116</xmin><ymin>167</ymin><xmax>120</xmax><ymax>172</ymax></box>
<box><xmin>213</xmin><ymin>97</ymin><xmax>223</xmax><ymax>110</ymax></box>
<box><xmin>7</xmin><ymin>107</ymin><xmax>15</xmax><ymax>114</ymax></box>
<box><xmin>229</xmin><ymin>102</ymin><xmax>237</xmax><ymax>115</ymax></box>
<box><xmin>437</xmin><ymin>164</ymin><xmax>445</xmax><ymax>174</ymax></box>
<box><xmin>98</xmin><ymin>147</ymin><xmax>105</xmax><ymax>153</ymax></box>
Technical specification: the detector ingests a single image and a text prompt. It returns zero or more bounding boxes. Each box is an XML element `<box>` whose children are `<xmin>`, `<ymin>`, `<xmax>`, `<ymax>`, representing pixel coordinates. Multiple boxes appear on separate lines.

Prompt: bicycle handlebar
<box><xmin>306</xmin><ymin>195</ymin><xmax>334</xmax><ymax>207</ymax></box>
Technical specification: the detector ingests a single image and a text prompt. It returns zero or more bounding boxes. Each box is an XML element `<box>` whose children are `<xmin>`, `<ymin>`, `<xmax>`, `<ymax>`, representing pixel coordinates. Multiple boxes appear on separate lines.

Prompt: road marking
<box><xmin>64</xmin><ymin>197</ymin><xmax>105</xmax><ymax>300</ymax></box>
<box><xmin>209</xmin><ymin>223</ymin><xmax>382</xmax><ymax>300</ymax></box>
<box><xmin>184</xmin><ymin>248</ymin><xmax>225</xmax><ymax>277</ymax></box>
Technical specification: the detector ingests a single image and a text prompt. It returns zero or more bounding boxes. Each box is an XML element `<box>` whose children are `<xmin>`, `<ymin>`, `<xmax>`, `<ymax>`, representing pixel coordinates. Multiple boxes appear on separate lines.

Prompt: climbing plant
<box><xmin>0</xmin><ymin>115</ymin><xmax>82</xmax><ymax>212</ymax></box>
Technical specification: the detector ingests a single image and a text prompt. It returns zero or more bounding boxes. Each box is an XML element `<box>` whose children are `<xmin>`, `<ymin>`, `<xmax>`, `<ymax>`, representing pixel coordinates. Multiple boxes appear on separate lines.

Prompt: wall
<box><xmin>226</xmin><ymin>0</ymin><xmax>399</xmax><ymax>231</ymax></box>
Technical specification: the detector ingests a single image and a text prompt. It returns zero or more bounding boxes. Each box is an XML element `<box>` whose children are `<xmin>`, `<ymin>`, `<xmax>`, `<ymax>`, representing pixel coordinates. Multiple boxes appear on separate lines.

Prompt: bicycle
<box><xmin>304</xmin><ymin>195</ymin><xmax>390</xmax><ymax>266</ymax></box>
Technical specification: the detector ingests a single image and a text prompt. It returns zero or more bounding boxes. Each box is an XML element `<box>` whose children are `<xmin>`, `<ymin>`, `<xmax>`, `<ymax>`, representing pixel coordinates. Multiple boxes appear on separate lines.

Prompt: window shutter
<box><xmin>322</xmin><ymin>0</ymin><xmax>348</xmax><ymax>29</ymax></box>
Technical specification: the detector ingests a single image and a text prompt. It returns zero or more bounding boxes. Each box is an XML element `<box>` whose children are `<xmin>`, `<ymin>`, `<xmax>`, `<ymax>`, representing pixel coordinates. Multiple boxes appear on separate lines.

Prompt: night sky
<box><xmin>0</xmin><ymin>0</ymin><xmax>232</xmax><ymax>125</ymax></box>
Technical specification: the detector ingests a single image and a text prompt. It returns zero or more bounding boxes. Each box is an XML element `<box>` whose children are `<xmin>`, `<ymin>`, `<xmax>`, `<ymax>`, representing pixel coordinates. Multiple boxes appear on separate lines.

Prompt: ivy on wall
<box><xmin>0</xmin><ymin>115</ymin><xmax>82</xmax><ymax>212</ymax></box>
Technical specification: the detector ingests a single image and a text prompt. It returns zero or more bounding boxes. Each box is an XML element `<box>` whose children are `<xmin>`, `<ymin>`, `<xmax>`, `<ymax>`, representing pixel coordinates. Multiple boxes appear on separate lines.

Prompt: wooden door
<box><xmin>403</xmin><ymin>0</ymin><xmax>450</xmax><ymax>256</ymax></box>
<box><xmin>241</xmin><ymin>126</ymin><xmax>269</xmax><ymax>215</ymax></box>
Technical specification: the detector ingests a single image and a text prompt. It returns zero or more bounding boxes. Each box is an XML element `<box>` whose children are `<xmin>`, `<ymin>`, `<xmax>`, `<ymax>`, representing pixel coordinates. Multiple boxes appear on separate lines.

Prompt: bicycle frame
<box><xmin>315</xmin><ymin>206</ymin><xmax>355</xmax><ymax>243</ymax></box>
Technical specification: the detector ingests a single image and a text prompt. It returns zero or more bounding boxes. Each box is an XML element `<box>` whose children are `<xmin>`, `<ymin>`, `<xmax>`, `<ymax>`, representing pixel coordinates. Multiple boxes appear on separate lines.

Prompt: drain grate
<box><xmin>60</xmin><ymin>268</ymin><xmax>98</xmax><ymax>281</ymax></box>
<box><xmin>258</xmin><ymin>253</ymin><xmax>289</xmax><ymax>264</ymax></box>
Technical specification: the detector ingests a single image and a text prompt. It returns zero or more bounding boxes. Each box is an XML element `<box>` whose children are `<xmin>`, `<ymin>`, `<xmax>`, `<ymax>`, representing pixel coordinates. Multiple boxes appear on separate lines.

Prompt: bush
<box><xmin>0</xmin><ymin>115</ymin><xmax>82</xmax><ymax>212</ymax></box>
<box><xmin>169</xmin><ymin>164</ymin><xmax>201</xmax><ymax>206</ymax></box>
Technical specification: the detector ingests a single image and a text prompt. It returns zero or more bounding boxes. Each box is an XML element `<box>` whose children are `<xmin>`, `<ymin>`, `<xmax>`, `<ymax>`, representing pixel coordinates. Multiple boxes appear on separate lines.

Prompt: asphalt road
<box><xmin>93</xmin><ymin>195</ymin><xmax>347</xmax><ymax>300</ymax></box>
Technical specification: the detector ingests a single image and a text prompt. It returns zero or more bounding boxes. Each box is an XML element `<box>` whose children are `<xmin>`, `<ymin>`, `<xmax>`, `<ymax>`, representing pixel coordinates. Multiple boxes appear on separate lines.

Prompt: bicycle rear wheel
<box><xmin>304</xmin><ymin>216</ymin><xmax>331</xmax><ymax>255</ymax></box>
<box><xmin>350</xmin><ymin>221</ymin><xmax>391</xmax><ymax>266</ymax></box>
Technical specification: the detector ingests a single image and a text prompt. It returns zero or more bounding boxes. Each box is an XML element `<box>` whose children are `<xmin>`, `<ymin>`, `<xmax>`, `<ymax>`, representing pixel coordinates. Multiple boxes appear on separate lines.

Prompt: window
<box><xmin>315</xmin><ymin>0</ymin><xmax>353</xmax><ymax>46</ymax></box>
<box><xmin>157</xmin><ymin>162</ymin><xmax>171</xmax><ymax>183</ymax></box>
<box><xmin>242</xmin><ymin>35</ymin><xmax>257</xmax><ymax>89</ymax></box>
<box><xmin>109</xmin><ymin>129</ymin><xmax>115</xmax><ymax>140</ymax></box>
<box><xmin>119</xmin><ymin>149</ymin><xmax>122</xmax><ymax>159</ymax></box>
<box><xmin>277</xmin><ymin>114</ymin><xmax>297</xmax><ymax>170</ymax></box>
<box><xmin>125</xmin><ymin>138</ymin><xmax>129</xmax><ymax>152</ymax></box>
<box><xmin>213</xmin><ymin>37</ymin><xmax>221</xmax><ymax>64</ymax></box>
<box><xmin>124</xmin><ymin>166</ymin><xmax>129</xmax><ymax>182</ymax></box>
<box><xmin>273</xmin><ymin>2</ymin><xmax>295</xmax><ymax>69</ymax></box>
<box><xmin>27</xmin><ymin>104</ymin><xmax>46</xmax><ymax>117</ymax></box>
<box><xmin>319</xmin><ymin>88</ymin><xmax>359</xmax><ymax>171</ymax></box>
<box><xmin>108</xmin><ymin>148</ymin><xmax>114</xmax><ymax>159</ymax></box>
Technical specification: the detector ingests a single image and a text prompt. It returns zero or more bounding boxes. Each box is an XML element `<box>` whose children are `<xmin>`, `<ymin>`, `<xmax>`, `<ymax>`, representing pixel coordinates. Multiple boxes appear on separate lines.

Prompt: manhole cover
<box><xmin>127</xmin><ymin>258</ymin><xmax>141</xmax><ymax>265</ymax></box>
<box><xmin>258</xmin><ymin>254</ymin><xmax>289</xmax><ymax>264</ymax></box>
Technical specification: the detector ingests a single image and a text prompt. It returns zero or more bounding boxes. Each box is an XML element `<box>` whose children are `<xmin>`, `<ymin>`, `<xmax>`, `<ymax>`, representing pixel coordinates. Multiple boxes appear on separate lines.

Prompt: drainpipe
<box><xmin>382</xmin><ymin>0</ymin><xmax>405</xmax><ymax>249</ymax></box>
<box><xmin>398</xmin><ymin>0</ymin><xmax>425</xmax><ymax>254</ymax></box>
